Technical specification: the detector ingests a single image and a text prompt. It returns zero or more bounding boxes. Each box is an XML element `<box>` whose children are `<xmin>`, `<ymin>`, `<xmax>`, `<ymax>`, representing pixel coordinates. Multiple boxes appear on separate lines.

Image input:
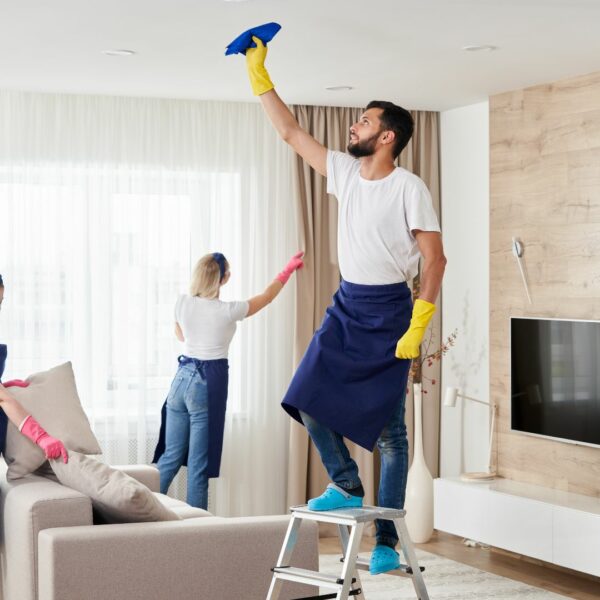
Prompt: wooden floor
<box><xmin>319</xmin><ymin>530</ymin><xmax>600</xmax><ymax>599</ymax></box>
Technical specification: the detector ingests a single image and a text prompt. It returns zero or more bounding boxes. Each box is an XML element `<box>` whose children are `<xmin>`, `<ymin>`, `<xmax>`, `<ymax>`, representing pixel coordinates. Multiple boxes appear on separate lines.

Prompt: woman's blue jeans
<box><xmin>300</xmin><ymin>391</ymin><xmax>409</xmax><ymax>549</ymax></box>
<box><xmin>157</xmin><ymin>362</ymin><xmax>209</xmax><ymax>509</ymax></box>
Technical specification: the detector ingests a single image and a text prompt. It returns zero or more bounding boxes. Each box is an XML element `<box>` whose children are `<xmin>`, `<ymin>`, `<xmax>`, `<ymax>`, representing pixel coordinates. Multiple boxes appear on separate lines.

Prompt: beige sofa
<box><xmin>0</xmin><ymin>462</ymin><xmax>318</xmax><ymax>600</ymax></box>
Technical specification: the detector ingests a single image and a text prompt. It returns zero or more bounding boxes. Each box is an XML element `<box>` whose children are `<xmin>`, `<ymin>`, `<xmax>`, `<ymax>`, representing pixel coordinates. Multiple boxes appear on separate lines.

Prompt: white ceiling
<box><xmin>2</xmin><ymin>0</ymin><xmax>600</xmax><ymax>111</ymax></box>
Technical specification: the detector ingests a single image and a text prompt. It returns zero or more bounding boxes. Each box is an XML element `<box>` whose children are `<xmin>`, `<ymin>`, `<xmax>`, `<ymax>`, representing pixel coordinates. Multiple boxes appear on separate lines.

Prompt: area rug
<box><xmin>320</xmin><ymin>549</ymin><xmax>570</xmax><ymax>599</ymax></box>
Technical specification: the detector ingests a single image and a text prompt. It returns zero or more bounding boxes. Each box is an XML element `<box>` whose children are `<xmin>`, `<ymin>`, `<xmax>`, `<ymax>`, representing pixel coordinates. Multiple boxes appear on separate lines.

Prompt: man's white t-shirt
<box><xmin>175</xmin><ymin>294</ymin><xmax>249</xmax><ymax>360</ymax></box>
<box><xmin>327</xmin><ymin>150</ymin><xmax>441</xmax><ymax>285</ymax></box>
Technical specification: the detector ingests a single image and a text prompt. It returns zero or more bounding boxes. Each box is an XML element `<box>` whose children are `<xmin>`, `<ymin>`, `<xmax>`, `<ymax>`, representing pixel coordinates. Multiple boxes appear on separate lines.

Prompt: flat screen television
<box><xmin>511</xmin><ymin>317</ymin><xmax>600</xmax><ymax>448</ymax></box>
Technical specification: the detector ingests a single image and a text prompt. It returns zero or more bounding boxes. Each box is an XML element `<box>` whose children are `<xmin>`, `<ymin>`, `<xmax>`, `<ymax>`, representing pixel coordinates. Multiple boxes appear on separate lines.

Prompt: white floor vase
<box><xmin>404</xmin><ymin>382</ymin><xmax>434</xmax><ymax>543</ymax></box>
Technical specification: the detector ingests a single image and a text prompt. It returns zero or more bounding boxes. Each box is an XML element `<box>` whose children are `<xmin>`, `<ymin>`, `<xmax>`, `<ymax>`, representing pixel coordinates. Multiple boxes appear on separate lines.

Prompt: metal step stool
<box><xmin>266</xmin><ymin>504</ymin><xmax>429</xmax><ymax>600</ymax></box>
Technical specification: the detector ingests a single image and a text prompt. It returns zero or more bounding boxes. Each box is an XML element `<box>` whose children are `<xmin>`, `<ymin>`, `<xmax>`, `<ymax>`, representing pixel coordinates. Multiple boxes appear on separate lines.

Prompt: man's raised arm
<box><xmin>245</xmin><ymin>37</ymin><xmax>327</xmax><ymax>177</ymax></box>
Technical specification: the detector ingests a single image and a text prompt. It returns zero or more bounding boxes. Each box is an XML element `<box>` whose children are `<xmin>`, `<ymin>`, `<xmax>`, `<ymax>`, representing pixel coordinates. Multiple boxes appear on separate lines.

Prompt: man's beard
<box><xmin>347</xmin><ymin>132</ymin><xmax>379</xmax><ymax>158</ymax></box>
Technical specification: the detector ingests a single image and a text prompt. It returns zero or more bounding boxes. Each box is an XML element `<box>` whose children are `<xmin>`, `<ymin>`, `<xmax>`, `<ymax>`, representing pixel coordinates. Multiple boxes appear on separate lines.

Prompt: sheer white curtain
<box><xmin>0</xmin><ymin>91</ymin><xmax>297</xmax><ymax>516</ymax></box>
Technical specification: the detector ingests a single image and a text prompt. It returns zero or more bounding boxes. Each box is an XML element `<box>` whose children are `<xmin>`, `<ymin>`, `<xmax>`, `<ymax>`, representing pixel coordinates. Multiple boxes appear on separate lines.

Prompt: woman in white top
<box><xmin>154</xmin><ymin>251</ymin><xmax>303</xmax><ymax>508</ymax></box>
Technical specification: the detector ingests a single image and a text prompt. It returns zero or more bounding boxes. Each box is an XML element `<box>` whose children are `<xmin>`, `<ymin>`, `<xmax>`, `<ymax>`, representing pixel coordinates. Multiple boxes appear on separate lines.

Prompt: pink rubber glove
<box><xmin>276</xmin><ymin>251</ymin><xmax>304</xmax><ymax>285</ymax></box>
<box><xmin>2</xmin><ymin>379</ymin><xmax>29</xmax><ymax>388</ymax></box>
<box><xmin>20</xmin><ymin>416</ymin><xmax>69</xmax><ymax>463</ymax></box>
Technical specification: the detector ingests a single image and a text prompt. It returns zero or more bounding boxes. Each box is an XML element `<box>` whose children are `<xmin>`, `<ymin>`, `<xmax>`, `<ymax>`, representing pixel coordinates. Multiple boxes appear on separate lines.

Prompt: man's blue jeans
<box><xmin>157</xmin><ymin>362</ymin><xmax>209</xmax><ymax>509</ymax></box>
<box><xmin>300</xmin><ymin>392</ymin><xmax>409</xmax><ymax>549</ymax></box>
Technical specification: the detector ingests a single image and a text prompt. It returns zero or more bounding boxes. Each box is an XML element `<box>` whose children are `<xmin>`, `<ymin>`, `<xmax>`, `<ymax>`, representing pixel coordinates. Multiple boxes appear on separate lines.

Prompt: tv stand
<box><xmin>434</xmin><ymin>477</ymin><xmax>600</xmax><ymax>577</ymax></box>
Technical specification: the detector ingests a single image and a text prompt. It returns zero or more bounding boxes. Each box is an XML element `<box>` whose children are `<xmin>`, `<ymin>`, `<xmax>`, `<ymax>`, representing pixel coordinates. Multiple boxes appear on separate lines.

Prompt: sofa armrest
<box><xmin>1</xmin><ymin>475</ymin><xmax>93</xmax><ymax>600</ymax></box>
<box><xmin>38</xmin><ymin>515</ymin><xmax>318</xmax><ymax>600</ymax></box>
<box><xmin>112</xmin><ymin>464</ymin><xmax>160</xmax><ymax>492</ymax></box>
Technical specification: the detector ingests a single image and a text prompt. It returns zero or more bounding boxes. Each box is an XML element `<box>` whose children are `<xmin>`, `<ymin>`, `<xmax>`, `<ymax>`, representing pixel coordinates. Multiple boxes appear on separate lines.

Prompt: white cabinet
<box><xmin>485</xmin><ymin>491</ymin><xmax>553</xmax><ymax>562</ymax></box>
<box><xmin>434</xmin><ymin>477</ymin><xmax>600</xmax><ymax>577</ymax></box>
<box><xmin>553</xmin><ymin>507</ymin><xmax>600</xmax><ymax>577</ymax></box>
<box><xmin>434</xmin><ymin>479</ymin><xmax>487</xmax><ymax>542</ymax></box>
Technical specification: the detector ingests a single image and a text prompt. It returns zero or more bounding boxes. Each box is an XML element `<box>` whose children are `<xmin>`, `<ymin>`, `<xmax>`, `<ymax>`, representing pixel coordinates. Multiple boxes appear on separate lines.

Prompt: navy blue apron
<box><xmin>0</xmin><ymin>344</ymin><xmax>8</xmax><ymax>455</ymax></box>
<box><xmin>282</xmin><ymin>280</ymin><xmax>412</xmax><ymax>451</ymax></box>
<box><xmin>153</xmin><ymin>356</ymin><xmax>229</xmax><ymax>479</ymax></box>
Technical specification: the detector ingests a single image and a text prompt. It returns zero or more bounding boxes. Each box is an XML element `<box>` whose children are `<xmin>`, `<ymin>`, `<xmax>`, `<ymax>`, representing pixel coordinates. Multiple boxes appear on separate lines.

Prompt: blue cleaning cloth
<box><xmin>225</xmin><ymin>22</ymin><xmax>281</xmax><ymax>56</ymax></box>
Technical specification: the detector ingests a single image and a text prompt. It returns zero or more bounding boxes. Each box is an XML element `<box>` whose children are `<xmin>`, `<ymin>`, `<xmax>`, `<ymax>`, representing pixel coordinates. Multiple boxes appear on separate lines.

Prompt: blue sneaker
<box><xmin>369</xmin><ymin>544</ymin><xmax>400</xmax><ymax>575</ymax></box>
<box><xmin>307</xmin><ymin>483</ymin><xmax>363</xmax><ymax>511</ymax></box>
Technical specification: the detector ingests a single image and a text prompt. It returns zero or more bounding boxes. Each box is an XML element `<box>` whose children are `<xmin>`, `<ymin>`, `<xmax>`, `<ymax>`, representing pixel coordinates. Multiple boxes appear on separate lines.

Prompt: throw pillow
<box><xmin>4</xmin><ymin>362</ymin><xmax>102</xmax><ymax>480</ymax></box>
<box><xmin>50</xmin><ymin>452</ymin><xmax>180</xmax><ymax>523</ymax></box>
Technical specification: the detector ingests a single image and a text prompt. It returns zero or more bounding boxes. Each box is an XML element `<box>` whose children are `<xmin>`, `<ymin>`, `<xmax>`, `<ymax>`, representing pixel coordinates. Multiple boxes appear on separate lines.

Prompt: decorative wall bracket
<box><xmin>512</xmin><ymin>237</ymin><xmax>532</xmax><ymax>304</ymax></box>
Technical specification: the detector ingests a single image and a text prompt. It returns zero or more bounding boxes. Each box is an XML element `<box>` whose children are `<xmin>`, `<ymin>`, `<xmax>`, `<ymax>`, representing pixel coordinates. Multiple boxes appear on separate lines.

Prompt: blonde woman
<box><xmin>154</xmin><ymin>251</ymin><xmax>303</xmax><ymax>508</ymax></box>
<box><xmin>0</xmin><ymin>274</ymin><xmax>68</xmax><ymax>462</ymax></box>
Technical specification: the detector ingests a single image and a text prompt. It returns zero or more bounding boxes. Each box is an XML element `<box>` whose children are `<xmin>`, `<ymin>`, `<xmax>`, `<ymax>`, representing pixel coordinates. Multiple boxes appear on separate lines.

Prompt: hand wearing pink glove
<box><xmin>2</xmin><ymin>379</ymin><xmax>29</xmax><ymax>388</ymax></box>
<box><xmin>20</xmin><ymin>415</ymin><xmax>69</xmax><ymax>463</ymax></box>
<box><xmin>276</xmin><ymin>251</ymin><xmax>304</xmax><ymax>285</ymax></box>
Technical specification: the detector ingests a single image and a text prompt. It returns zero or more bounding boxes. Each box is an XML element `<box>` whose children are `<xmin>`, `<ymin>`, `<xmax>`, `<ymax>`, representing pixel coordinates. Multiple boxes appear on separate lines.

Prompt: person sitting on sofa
<box><xmin>0</xmin><ymin>273</ymin><xmax>68</xmax><ymax>462</ymax></box>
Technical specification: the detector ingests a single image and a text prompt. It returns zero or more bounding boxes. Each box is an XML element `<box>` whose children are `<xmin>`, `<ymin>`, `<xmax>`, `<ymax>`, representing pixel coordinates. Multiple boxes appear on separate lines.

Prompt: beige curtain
<box><xmin>287</xmin><ymin>106</ymin><xmax>441</xmax><ymax>534</ymax></box>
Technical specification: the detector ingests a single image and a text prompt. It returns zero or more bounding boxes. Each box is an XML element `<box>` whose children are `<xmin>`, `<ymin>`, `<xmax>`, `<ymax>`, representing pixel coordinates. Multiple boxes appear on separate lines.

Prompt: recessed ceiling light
<box><xmin>325</xmin><ymin>85</ymin><xmax>354</xmax><ymax>91</ymax></box>
<box><xmin>462</xmin><ymin>45</ymin><xmax>497</xmax><ymax>52</ymax></box>
<box><xmin>102</xmin><ymin>49</ymin><xmax>137</xmax><ymax>57</ymax></box>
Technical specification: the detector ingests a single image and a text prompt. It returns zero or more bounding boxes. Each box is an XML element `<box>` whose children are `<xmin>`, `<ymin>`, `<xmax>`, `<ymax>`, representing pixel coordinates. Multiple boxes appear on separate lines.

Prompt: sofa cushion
<box><xmin>154</xmin><ymin>492</ymin><xmax>213</xmax><ymax>519</ymax></box>
<box><xmin>5</xmin><ymin>362</ymin><xmax>102</xmax><ymax>480</ymax></box>
<box><xmin>50</xmin><ymin>452</ymin><xmax>181</xmax><ymax>523</ymax></box>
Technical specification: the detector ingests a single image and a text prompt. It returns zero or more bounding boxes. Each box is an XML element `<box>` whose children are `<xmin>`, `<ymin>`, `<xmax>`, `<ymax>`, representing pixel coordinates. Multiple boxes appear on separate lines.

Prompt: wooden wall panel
<box><xmin>490</xmin><ymin>71</ymin><xmax>600</xmax><ymax>498</ymax></box>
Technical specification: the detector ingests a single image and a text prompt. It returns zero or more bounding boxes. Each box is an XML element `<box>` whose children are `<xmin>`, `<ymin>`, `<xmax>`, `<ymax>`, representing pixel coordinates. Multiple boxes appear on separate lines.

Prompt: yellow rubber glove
<box><xmin>395</xmin><ymin>299</ymin><xmax>436</xmax><ymax>359</ymax></box>
<box><xmin>245</xmin><ymin>36</ymin><xmax>274</xmax><ymax>96</ymax></box>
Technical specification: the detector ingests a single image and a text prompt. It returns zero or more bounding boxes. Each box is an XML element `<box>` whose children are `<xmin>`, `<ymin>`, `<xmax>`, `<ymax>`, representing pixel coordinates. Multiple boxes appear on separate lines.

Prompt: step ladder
<box><xmin>266</xmin><ymin>504</ymin><xmax>429</xmax><ymax>600</ymax></box>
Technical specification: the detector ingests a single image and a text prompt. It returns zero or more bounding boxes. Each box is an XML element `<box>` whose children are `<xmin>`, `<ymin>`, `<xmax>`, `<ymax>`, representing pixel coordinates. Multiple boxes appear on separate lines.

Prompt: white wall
<box><xmin>440</xmin><ymin>101</ymin><xmax>490</xmax><ymax>477</ymax></box>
